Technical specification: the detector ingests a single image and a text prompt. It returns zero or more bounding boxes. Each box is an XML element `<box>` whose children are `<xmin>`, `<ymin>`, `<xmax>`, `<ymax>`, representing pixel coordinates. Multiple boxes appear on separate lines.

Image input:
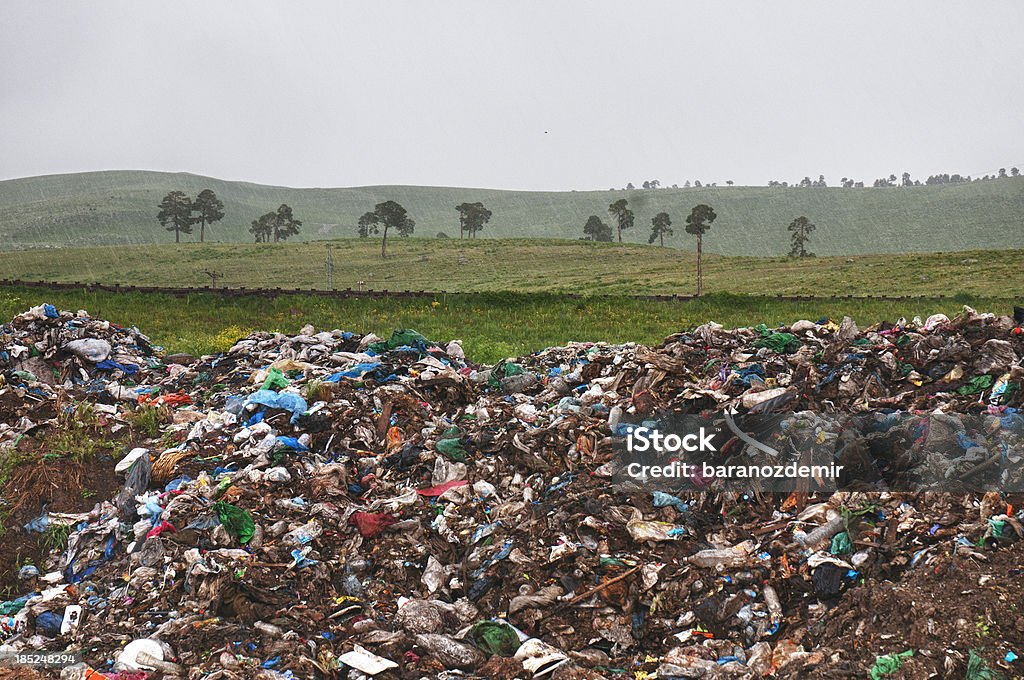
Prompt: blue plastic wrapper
<box><xmin>35</xmin><ymin>611</ymin><xmax>62</xmax><ymax>637</ymax></box>
<box><xmin>324</xmin><ymin>362</ymin><xmax>381</xmax><ymax>382</ymax></box>
<box><xmin>652</xmin><ymin>491</ymin><xmax>690</xmax><ymax>513</ymax></box>
<box><xmin>96</xmin><ymin>359</ymin><xmax>139</xmax><ymax>375</ymax></box>
<box><xmin>245</xmin><ymin>389</ymin><xmax>308</xmax><ymax>424</ymax></box>
<box><xmin>275</xmin><ymin>436</ymin><xmax>310</xmax><ymax>452</ymax></box>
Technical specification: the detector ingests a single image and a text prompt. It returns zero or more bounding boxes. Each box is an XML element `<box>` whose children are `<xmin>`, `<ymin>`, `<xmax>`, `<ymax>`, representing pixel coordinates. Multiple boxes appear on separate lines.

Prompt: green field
<box><xmin>0</xmin><ymin>285</ymin><xmax>1014</xmax><ymax>364</ymax></box>
<box><xmin>2</xmin><ymin>170</ymin><xmax>1023</xmax><ymax>255</ymax></box>
<box><xmin>0</xmin><ymin>239</ymin><xmax>1020</xmax><ymax>298</ymax></box>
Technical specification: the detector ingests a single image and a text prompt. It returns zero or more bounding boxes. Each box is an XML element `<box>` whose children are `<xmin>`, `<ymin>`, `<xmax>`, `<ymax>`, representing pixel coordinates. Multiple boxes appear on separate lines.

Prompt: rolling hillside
<box><xmin>1</xmin><ymin>170</ymin><xmax>1023</xmax><ymax>255</ymax></box>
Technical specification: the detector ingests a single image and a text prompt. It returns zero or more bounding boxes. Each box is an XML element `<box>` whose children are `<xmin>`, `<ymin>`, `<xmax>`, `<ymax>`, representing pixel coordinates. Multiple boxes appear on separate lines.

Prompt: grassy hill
<box><xmin>1</xmin><ymin>171</ymin><xmax>1023</xmax><ymax>255</ymax></box>
<box><xmin>0</xmin><ymin>239</ymin><xmax>1019</xmax><ymax>298</ymax></box>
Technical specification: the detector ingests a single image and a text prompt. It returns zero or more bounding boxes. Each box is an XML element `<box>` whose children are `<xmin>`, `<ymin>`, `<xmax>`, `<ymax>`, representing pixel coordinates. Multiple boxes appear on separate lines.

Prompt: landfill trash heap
<box><xmin>1</xmin><ymin>303</ymin><xmax>1023</xmax><ymax>679</ymax></box>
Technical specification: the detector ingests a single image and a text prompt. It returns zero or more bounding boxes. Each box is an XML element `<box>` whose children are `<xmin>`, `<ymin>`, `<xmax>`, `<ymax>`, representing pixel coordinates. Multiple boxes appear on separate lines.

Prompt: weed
<box><xmin>127</xmin><ymin>404</ymin><xmax>169</xmax><ymax>439</ymax></box>
<box><xmin>211</xmin><ymin>325</ymin><xmax>253</xmax><ymax>353</ymax></box>
<box><xmin>0</xmin><ymin>446</ymin><xmax>28</xmax><ymax>490</ymax></box>
<box><xmin>46</xmin><ymin>397</ymin><xmax>115</xmax><ymax>462</ymax></box>
<box><xmin>304</xmin><ymin>378</ymin><xmax>331</xmax><ymax>403</ymax></box>
<box><xmin>0</xmin><ymin>504</ymin><xmax>10</xmax><ymax>539</ymax></box>
<box><xmin>975</xmin><ymin>615</ymin><xmax>990</xmax><ymax>638</ymax></box>
<box><xmin>0</xmin><ymin>442</ymin><xmax>31</xmax><ymax>538</ymax></box>
<box><xmin>43</xmin><ymin>522</ymin><xmax>71</xmax><ymax>553</ymax></box>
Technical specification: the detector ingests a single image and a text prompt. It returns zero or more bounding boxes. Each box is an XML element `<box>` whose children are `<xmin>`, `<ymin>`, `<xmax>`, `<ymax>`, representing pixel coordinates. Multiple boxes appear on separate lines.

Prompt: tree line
<box><xmin>157</xmin><ymin>189</ymin><xmax>305</xmax><ymax>244</ymax></box>
<box><xmin>620</xmin><ymin>167</ymin><xmax>1020</xmax><ymax>190</ymax></box>
<box><xmin>156</xmin><ymin>190</ymin><xmax>226</xmax><ymax>243</ymax></box>
<box><xmin>584</xmin><ymin>198</ymin><xmax>821</xmax><ymax>290</ymax></box>
<box><xmin>580</xmin><ymin>200</ymin><xmax>719</xmax><ymax>295</ymax></box>
<box><xmin>355</xmin><ymin>200</ymin><xmax>495</xmax><ymax>257</ymax></box>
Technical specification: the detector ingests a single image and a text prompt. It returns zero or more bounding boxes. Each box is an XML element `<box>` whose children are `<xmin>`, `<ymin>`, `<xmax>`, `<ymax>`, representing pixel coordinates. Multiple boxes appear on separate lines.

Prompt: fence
<box><xmin>0</xmin><ymin>279</ymin><xmax>957</xmax><ymax>303</ymax></box>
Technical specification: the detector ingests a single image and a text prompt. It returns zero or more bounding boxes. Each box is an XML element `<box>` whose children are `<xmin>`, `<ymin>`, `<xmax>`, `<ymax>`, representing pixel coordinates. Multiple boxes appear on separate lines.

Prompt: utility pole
<box><xmin>202</xmin><ymin>269</ymin><xmax>223</xmax><ymax>288</ymax></box>
<box><xmin>325</xmin><ymin>244</ymin><xmax>334</xmax><ymax>290</ymax></box>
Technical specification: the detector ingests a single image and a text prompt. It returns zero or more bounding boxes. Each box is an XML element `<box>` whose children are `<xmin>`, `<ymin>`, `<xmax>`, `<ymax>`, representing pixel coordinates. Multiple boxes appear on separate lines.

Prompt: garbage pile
<box><xmin>1</xmin><ymin>303</ymin><xmax>1023</xmax><ymax>678</ymax></box>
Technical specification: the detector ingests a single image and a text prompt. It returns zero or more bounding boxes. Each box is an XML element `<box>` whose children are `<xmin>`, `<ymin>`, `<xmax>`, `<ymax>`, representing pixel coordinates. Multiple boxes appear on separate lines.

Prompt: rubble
<box><xmin>0</xmin><ymin>303</ymin><xmax>1022</xmax><ymax>677</ymax></box>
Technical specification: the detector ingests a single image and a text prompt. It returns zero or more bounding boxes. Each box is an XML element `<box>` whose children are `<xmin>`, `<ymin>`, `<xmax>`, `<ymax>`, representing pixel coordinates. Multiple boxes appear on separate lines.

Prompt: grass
<box><xmin>305</xmin><ymin>379</ymin><xmax>331</xmax><ymax>403</ymax></box>
<box><xmin>0</xmin><ymin>239</ymin><xmax>1021</xmax><ymax>298</ymax></box>
<box><xmin>46</xmin><ymin>398</ymin><xmax>115</xmax><ymax>463</ymax></box>
<box><xmin>1</xmin><ymin>170</ymin><xmax>1023</xmax><ymax>255</ymax></box>
<box><xmin>0</xmin><ymin>448</ymin><xmax>25</xmax><ymax>538</ymax></box>
<box><xmin>42</xmin><ymin>522</ymin><xmax>71</xmax><ymax>553</ymax></box>
<box><xmin>127</xmin><ymin>404</ymin><xmax>170</xmax><ymax>439</ymax></box>
<box><xmin>0</xmin><ymin>285</ymin><xmax>1015</xmax><ymax>365</ymax></box>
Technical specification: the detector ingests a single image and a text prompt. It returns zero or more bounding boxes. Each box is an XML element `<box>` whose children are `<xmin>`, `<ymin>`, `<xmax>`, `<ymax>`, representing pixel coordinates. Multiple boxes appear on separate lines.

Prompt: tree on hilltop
<box><xmin>249</xmin><ymin>212</ymin><xmax>274</xmax><ymax>243</ymax></box>
<box><xmin>192</xmin><ymin>189</ymin><xmax>224</xmax><ymax>243</ymax></box>
<box><xmin>787</xmin><ymin>216</ymin><xmax>816</xmax><ymax>258</ymax></box>
<box><xmin>249</xmin><ymin>204</ymin><xmax>301</xmax><ymax>243</ymax></box>
<box><xmin>358</xmin><ymin>200</ymin><xmax>415</xmax><ymax>258</ymax></box>
<box><xmin>583</xmin><ymin>215</ymin><xmax>613</xmax><ymax>241</ymax></box>
<box><xmin>607</xmin><ymin>198</ymin><xmax>634</xmax><ymax>242</ymax></box>
<box><xmin>456</xmin><ymin>202</ymin><xmax>492</xmax><ymax>239</ymax></box>
<box><xmin>157</xmin><ymin>191</ymin><xmax>194</xmax><ymax>243</ymax></box>
<box><xmin>684</xmin><ymin>204</ymin><xmax>717</xmax><ymax>297</ymax></box>
<box><xmin>271</xmin><ymin>204</ymin><xmax>302</xmax><ymax>242</ymax></box>
<box><xmin>648</xmin><ymin>211</ymin><xmax>673</xmax><ymax>246</ymax></box>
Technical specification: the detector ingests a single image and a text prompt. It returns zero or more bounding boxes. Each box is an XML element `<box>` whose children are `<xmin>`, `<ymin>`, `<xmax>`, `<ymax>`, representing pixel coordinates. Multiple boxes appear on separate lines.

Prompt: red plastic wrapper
<box><xmin>139</xmin><ymin>392</ymin><xmax>193</xmax><ymax>407</ymax></box>
<box><xmin>416</xmin><ymin>479</ymin><xmax>468</xmax><ymax>497</ymax></box>
<box><xmin>348</xmin><ymin>511</ymin><xmax>398</xmax><ymax>538</ymax></box>
<box><xmin>145</xmin><ymin>520</ymin><xmax>177</xmax><ymax>538</ymax></box>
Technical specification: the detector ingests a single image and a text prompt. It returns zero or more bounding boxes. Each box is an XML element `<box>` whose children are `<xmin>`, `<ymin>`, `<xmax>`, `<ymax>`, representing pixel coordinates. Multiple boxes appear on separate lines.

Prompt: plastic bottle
<box><xmin>796</xmin><ymin>516</ymin><xmax>845</xmax><ymax>548</ymax></box>
<box><xmin>413</xmin><ymin>633</ymin><xmax>485</xmax><ymax>670</ymax></box>
<box><xmin>283</xmin><ymin>520</ymin><xmax>323</xmax><ymax>546</ymax></box>
<box><xmin>762</xmin><ymin>584</ymin><xmax>782</xmax><ymax>620</ymax></box>
<box><xmin>501</xmin><ymin>373</ymin><xmax>538</xmax><ymax>393</ymax></box>
<box><xmin>608</xmin><ymin>405</ymin><xmax>623</xmax><ymax>431</ymax></box>
<box><xmin>685</xmin><ymin>541</ymin><xmax>756</xmax><ymax>568</ymax></box>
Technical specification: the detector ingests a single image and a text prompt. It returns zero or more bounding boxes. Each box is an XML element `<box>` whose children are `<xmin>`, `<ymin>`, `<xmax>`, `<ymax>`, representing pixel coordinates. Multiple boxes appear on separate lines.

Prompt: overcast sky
<box><xmin>2</xmin><ymin>1</ymin><xmax>1022</xmax><ymax>191</ymax></box>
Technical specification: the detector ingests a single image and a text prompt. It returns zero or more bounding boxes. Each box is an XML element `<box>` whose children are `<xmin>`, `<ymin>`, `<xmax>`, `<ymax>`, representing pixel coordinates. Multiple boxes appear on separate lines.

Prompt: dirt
<box><xmin>0</xmin><ymin>393</ymin><xmax>138</xmax><ymax>600</ymax></box>
<box><xmin>785</xmin><ymin>541</ymin><xmax>1024</xmax><ymax>678</ymax></box>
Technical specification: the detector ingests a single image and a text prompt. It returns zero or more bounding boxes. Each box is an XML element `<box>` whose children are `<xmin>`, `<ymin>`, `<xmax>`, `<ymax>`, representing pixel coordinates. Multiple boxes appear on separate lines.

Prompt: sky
<box><xmin>1</xmin><ymin>1</ymin><xmax>1022</xmax><ymax>191</ymax></box>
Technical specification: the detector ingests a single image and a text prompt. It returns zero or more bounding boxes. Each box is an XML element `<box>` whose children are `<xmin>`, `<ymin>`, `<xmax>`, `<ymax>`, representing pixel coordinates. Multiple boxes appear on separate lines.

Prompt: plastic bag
<box><xmin>261</xmin><ymin>366</ymin><xmax>289</xmax><ymax>391</ymax></box>
<box><xmin>64</xmin><ymin>338</ymin><xmax>112</xmax><ymax>363</ymax></box>
<box><xmin>245</xmin><ymin>389</ymin><xmax>308</xmax><ymax>424</ymax></box>
<box><xmin>470</xmin><ymin>620</ymin><xmax>522</xmax><ymax>657</ymax></box>
<box><xmin>214</xmin><ymin>501</ymin><xmax>255</xmax><ymax>544</ymax></box>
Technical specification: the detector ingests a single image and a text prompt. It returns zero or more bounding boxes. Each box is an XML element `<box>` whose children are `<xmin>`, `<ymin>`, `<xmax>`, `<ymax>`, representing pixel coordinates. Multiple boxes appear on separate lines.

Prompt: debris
<box><xmin>0</xmin><ymin>304</ymin><xmax>1022</xmax><ymax>676</ymax></box>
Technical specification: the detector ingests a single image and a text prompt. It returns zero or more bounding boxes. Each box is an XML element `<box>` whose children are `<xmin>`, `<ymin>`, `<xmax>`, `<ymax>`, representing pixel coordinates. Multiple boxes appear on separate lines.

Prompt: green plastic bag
<box><xmin>965</xmin><ymin>649</ymin><xmax>1002</xmax><ymax>680</ymax></box>
<box><xmin>368</xmin><ymin>329</ymin><xmax>431</xmax><ymax>353</ymax></box>
<box><xmin>261</xmin><ymin>367</ymin><xmax>289</xmax><ymax>392</ymax></box>
<box><xmin>869</xmin><ymin>650</ymin><xmax>913</xmax><ymax>679</ymax></box>
<box><xmin>830</xmin><ymin>531</ymin><xmax>852</xmax><ymax>555</ymax></box>
<box><xmin>214</xmin><ymin>501</ymin><xmax>255</xmax><ymax>544</ymax></box>
<box><xmin>753</xmin><ymin>332</ymin><xmax>800</xmax><ymax>354</ymax></box>
<box><xmin>957</xmin><ymin>374</ymin><xmax>994</xmax><ymax>396</ymax></box>
<box><xmin>488</xmin><ymin>359</ymin><xmax>526</xmax><ymax>389</ymax></box>
<box><xmin>470</xmin><ymin>621</ymin><xmax>522</xmax><ymax>657</ymax></box>
<box><xmin>436</xmin><ymin>437</ymin><xmax>468</xmax><ymax>462</ymax></box>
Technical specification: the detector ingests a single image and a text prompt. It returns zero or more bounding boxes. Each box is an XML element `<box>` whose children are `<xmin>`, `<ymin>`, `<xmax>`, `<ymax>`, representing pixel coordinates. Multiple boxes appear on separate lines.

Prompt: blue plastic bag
<box><xmin>245</xmin><ymin>389</ymin><xmax>308</xmax><ymax>424</ymax></box>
